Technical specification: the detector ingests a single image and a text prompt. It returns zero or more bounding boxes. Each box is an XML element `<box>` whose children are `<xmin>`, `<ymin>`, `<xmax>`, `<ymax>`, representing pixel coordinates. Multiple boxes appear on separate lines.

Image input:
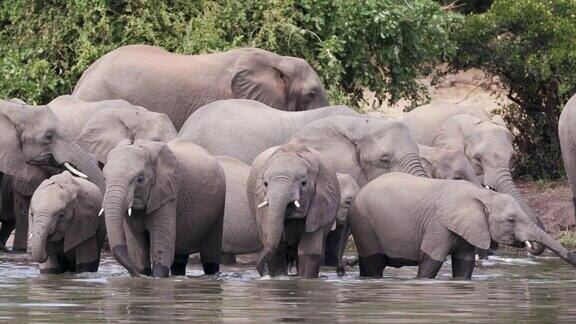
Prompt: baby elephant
<box><xmin>418</xmin><ymin>145</ymin><xmax>481</xmax><ymax>184</ymax></box>
<box><xmin>248</xmin><ymin>139</ymin><xmax>341</xmax><ymax>278</ymax></box>
<box><xmin>350</xmin><ymin>173</ymin><xmax>576</xmax><ymax>279</ymax></box>
<box><xmin>29</xmin><ymin>172</ymin><xmax>105</xmax><ymax>274</ymax></box>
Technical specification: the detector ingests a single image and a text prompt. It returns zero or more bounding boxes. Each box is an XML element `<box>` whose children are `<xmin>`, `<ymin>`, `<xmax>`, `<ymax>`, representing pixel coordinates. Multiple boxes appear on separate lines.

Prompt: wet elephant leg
<box><xmin>0</xmin><ymin>219</ymin><xmax>15</xmax><ymax>248</ymax></box>
<box><xmin>199</xmin><ymin>217</ymin><xmax>223</xmax><ymax>275</ymax></box>
<box><xmin>358</xmin><ymin>253</ymin><xmax>386</xmax><ymax>278</ymax></box>
<box><xmin>171</xmin><ymin>254</ymin><xmax>189</xmax><ymax>276</ymax></box>
<box><xmin>75</xmin><ymin>237</ymin><xmax>101</xmax><ymax>273</ymax></box>
<box><xmin>220</xmin><ymin>253</ymin><xmax>237</xmax><ymax>265</ymax></box>
<box><xmin>451</xmin><ymin>241</ymin><xmax>476</xmax><ymax>280</ymax></box>
<box><xmin>12</xmin><ymin>193</ymin><xmax>30</xmax><ymax>252</ymax></box>
<box><xmin>124</xmin><ymin>217</ymin><xmax>151</xmax><ymax>276</ymax></box>
<box><xmin>297</xmin><ymin>229</ymin><xmax>327</xmax><ymax>278</ymax></box>
<box><xmin>417</xmin><ymin>252</ymin><xmax>444</xmax><ymax>279</ymax></box>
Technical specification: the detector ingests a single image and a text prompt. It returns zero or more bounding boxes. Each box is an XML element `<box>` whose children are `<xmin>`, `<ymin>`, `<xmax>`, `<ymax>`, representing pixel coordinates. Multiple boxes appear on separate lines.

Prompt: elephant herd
<box><xmin>0</xmin><ymin>45</ymin><xmax>575</xmax><ymax>280</ymax></box>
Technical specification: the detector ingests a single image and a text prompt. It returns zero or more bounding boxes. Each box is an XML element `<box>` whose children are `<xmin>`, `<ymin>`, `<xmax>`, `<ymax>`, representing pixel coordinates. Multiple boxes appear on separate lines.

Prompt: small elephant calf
<box><xmin>29</xmin><ymin>172</ymin><xmax>105</xmax><ymax>274</ymax></box>
<box><xmin>350</xmin><ymin>173</ymin><xmax>576</xmax><ymax>279</ymax></box>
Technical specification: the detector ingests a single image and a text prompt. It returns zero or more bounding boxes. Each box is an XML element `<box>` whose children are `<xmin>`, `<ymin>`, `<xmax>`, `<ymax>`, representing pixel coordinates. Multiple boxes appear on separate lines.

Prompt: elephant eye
<box><xmin>45</xmin><ymin>132</ymin><xmax>54</xmax><ymax>143</ymax></box>
<box><xmin>263</xmin><ymin>181</ymin><xmax>268</xmax><ymax>188</ymax></box>
<box><xmin>301</xmin><ymin>181</ymin><xmax>307</xmax><ymax>186</ymax></box>
<box><xmin>507</xmin><ymin>217</ymin><xmax>515</xmax><ymax>223</ymax></box>
<box><xmin>381</xmin><ymin>156</ymin><xmax>390</xmax><ymax>166</ymax></box>
<box><xmin>344</xmin><ymin>198</ymin><xmax>353</xmax><ymax>206</ymax></box>
<box><xmin>474</xmin><ymin>154</ymin><xmax>481</xmax><ymax>163</ymax></box>
<box><xmin>136</xmin><ymin>175</ymin><xmax>145</xmax><ymax>183</ymax></box>
<box><xmin>306</xmin><ymin>89</ymin><xmax>316</xmax><ymax>99</ymax></box>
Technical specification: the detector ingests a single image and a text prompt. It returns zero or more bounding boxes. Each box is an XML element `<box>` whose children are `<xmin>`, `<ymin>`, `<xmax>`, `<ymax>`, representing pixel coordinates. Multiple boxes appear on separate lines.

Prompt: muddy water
<box><xmin>0</xmin><ymin>252</ymin><xmax>574</xmax><ymax>322</ymax></box>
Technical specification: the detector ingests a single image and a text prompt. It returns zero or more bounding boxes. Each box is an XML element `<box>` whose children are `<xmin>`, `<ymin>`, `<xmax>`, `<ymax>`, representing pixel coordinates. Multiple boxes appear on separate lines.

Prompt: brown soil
<box><xmin>517</xmin><ymin>180</ymin><xmax>576</xmax><ymax>235</ymax></box>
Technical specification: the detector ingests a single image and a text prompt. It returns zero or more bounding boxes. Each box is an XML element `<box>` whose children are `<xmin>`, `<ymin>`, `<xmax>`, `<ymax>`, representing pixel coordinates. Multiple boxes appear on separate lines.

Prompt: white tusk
<box><xmin>64</xmin><ymin>162</ymin><xmax>88</xmax><ymax>179</ymax></box>
<box><xmin>330</xmin><ymin>221</ymin><xmax>337</xmax><ymax>231</ymax></box>
<box><xmin>294</xmin><ymin>200</ymin><xmax>300</xmax><ymax>208</ymax></box>
<box><xmin>128</xmin><ymin>208</ymin><xmax>132</xmax><ymax>217</ymax></box>
<box><xmin>29</xmin><ymin>233</ymin><xmax>33</xmax><ymax>240</ymax></box>
<box><xmin>98</xmin><ymin>208</ymin><xmax>104</xmax><ymax>217</ymax></box>
<box><xmin>525</xmin><ymin>241</ymin><xmax>533</xmax><ymax>249</ymax></box>
<box><xmin>257</xmin><ymin>201</ymin><xmax>268</xmax><ymax>208</ymax></box>
<box><xmin>485</xmin><ymin>185</ymin><xmax>492</xmax><ymax>190</ymax></box>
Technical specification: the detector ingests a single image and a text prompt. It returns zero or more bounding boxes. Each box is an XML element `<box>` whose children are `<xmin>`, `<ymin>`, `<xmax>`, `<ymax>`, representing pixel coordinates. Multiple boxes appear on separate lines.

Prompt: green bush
<box><xmin>451</xmin><ymin>0</ymin><xmax>576</xmax><ymax>179</ymax></box>
<box><xmin>0</xmin><ymin>0</ymin><xmax>459</xmax><ymax>108</ymax></box>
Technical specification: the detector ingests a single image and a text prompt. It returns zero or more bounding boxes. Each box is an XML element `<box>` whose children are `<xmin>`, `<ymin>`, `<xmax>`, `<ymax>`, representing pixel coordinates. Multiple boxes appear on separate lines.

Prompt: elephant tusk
<box><xmin>330</xmin><ymin>221</ymin><xmax>337</xmax><ymax>231</ymax></box>
<box><xmin>294</xmin><ymin>200</ymin><xmax>300</xmax><ymax>208</ymax></box>
<box><xmin>64</xmin><ymin>162</ymin><xmax>88</xmax><ymax>179</ymax></box>
<box><xmin>128</xmin><ymin>208</ymin><xmax>132</xmax><ymax>217</ymax></box>
<box><xmin>98</xmin><ymin>208</ymin><xmax>104</xmax><ymax>217</ymax></box>
<box><xmin>485</xmin><ymin>185</ymin><xmax>491</xmax><ymax>190</ymax></box>
<box><xmin>29</xmin><ymin>233</ymin><xmax>33</xmax><ymax>240</ymax></box>
<box><xmin>525</xmin><ymin>241</ymin><xmax>533</xmax><ymax>249</ymax></box>
<box><xmin>257</xmin><ymin>201</ymin><xmax>268</xmax><ymax>208</ymax></box>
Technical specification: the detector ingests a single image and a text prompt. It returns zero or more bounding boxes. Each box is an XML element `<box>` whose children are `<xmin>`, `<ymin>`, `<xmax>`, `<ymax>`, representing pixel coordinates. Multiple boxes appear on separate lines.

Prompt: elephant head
<box><xmin>231</xmin><ymin>48</ymin><xmax>329</xmax><ymax>111</ymax></box>
<box><xmin>418</xmin><ymin>145</ymin><xmax>482</xmax><ymax>184</ymax></box>
<box><xmin>296</xmin><ymin>116</ymin><xmax>427</xmax><ymax>186</ymax></box>
<box><xmin>433</xmin><ymin>114</ymin><xmax>545</xmax><ymax>255</ymax></box>
<box><xmin>0</xmin><ymin>101</ymin><xmax>104</xmax><ymax>190</ymax></box>
<box><xmin>29</xmin><ymin>171</ymin><xmax>102</xmax><ymax>263</ymax></box>
<box><xmin>437</xmin><ymin>188</ymin><xmax>576</xmax><ymax>268</ymax></box>
<box><xmin>102</xmin><ymin>139</ymin><xmax>180</xmax><ymax>276</ymax></box>
<box><xmin>247</xmin><ymin>139</ymin><xmax>340</xmax><ymax>276</ymax></box>
<box><xmin>78</xmin><ymin>107</ymin><xmax>177</xmax><ymax>163</ymax></box>
<box><xmin>335</xmin><ymin>173</ymin><xmax>360</xmax><ymax>225</ymax></box>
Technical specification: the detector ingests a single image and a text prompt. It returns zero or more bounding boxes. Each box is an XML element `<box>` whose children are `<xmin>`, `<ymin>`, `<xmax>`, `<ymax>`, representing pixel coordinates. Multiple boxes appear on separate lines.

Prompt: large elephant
<box><xmin>29</xmin><ymin>172</ymin><xmax>105</xmax><ymax>274</ymax></box>
<box><xmin>217</xmin><ymin>155</ymin><xmax>359</xmax><ymax>274</ymax></box>
<box><xmin>418</xmin><ymin>144</ymin><xmax>481</xmax><ymax>184</ymax></box>
<box><xmin>350</xmin><ymin>172</ymin><xmax>576</xmax><ymax>279</ymax></box>
<box><xmin>247</xmin><ymin>140</ymin><xmax>340</xmax><ymax>278</ymax></box>
<box><xmin>402</xmin><ymin>109</ymin><xmax>545</xmax><ymax>255</ymax></box>
<box><xmin>73</xmin><ymin>45</ymin><xmax>330</xmax><ymax>129</ymax></box>
<box><xmin>180</xmin><ymin>99</ymin><xmax>357</xmax><ymax>163</ymax></box>
<box><xmin>559</xmin><ymin>94</ymin><xmax>576</xmax><ymax>222</ymax></box>
<box><xmin>102</xmin><ymin>138</ymin><xmax>226</xmax><ymax>277</ymax></box>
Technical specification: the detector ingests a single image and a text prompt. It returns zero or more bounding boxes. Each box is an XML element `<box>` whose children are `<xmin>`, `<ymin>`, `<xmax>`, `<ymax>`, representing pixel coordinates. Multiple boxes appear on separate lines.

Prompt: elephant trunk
<box><xmin>491</xmin><ymin>168</ymin><xmax>545</xmax><ymax>255</ymax></box>
<box><xmin>398</xmin><ymin>153</ymin><xmax>428</xmax><ymax>178</ymax></box>
<box><xmin>102</xmin><ymin>179</ymin><xmax>139</xmax><ymax>276</ymax></box>
<box><xmin>527</xmin><ymin>224</ymin><xmax>576</xmax><ymax>267</ymax></box>
<box><xmin>257</xmin><ymin>181</ymin><xmax>291</xmax><ymax>276</ymax></box>
<box><xmin>55</xmin><ymin>137</ymin><xmax>105</xmax><ymax>192</ymax></box>
<box><xmin>29</xmin><ymin>213</ymin><xmax>52</xmax><ymax>263</ymax></box>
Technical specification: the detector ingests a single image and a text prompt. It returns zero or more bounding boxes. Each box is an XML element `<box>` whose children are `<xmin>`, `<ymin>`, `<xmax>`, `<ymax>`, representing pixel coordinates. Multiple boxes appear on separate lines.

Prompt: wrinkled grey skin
<box><xmin>559</xmin><ymin>94</ymin><xmax>576</xmax><ymax>223</ymax></box>
<box><xmin>180</xmin><ymin>99</ymin><xmax>357</xmax><ymax>164</ymax></box>
<box><xmin>350</xmin><ymin>173</ymin><xmax>576</xmax><ymax>279</ymax></box>
<box><xmin>0</xmin><ymin>100</ymin><xmax>104</xmax><ymax>252</ymax></box>
<box><xmin>418</xmin><ymin>144</ymin><xmax>481</xmax><ymax>184</ymax></box>
<box><xmin>102</xmin><ymin>138</ymin><xmax>226</xmax><ymax>278</ymax></box>
<box><xmin>29</xmin><ymin>172</ymin><xmax>105</xmax><ymax>274</ymax></box>
<box><xmin>74</xmin><ymin>45</ymin><xmax>329</xmax><ymax>129</ymax></box>
<box><xmin>217</xmin><ymin>153</ymin><xmax>358</xmax><ymax>275</ymax></box>
<box><xmin>402</xmin><ymin>105</ymin><xmax>545</xmax><ymax>255</ymax></box>
<box><xmin>247</xmin><ymin>140</ymin><xmax>340</xmax><ymax>278</ymax></box>
<box><xmin>49</xmin><ymin>95</ymin><xmax>177</xmax><ymax>163</ymax></box>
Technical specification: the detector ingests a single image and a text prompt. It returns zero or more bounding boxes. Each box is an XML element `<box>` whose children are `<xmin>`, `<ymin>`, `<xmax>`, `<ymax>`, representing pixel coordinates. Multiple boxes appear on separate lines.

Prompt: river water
<box><xmin>0</xmin><ymin>252</ymin><xmax>574</xmax><ymax>322</ymax></box>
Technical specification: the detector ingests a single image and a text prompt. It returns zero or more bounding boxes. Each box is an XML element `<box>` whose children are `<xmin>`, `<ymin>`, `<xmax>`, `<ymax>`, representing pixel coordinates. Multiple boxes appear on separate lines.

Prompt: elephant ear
<box><xmin>432</xmin><ymin>115</ymin><xmax>482</xmax><ymax>152</ymax></box>
<box><xmin>78</xmin><ymin>109</ymin><xmax>139</xmax><ymax>163</ymax></box>
<box><xmin>231</xmin><ymin>51</ymin><xmax>288</xmax><ymax>109</ymax></box>
<box><xmin>299</xmin><ymin>148</ymin><xmax>341</xmax><ymax>233</ymax></box>
<box><xmin>0</xmin><ymin>107</ymin><xmax>44</xmax><ymax>182</ymax></box>
<box><xmin>436</xmin><ymin>196</ymin><xmax>491</xmax><ymax>250</ymax></box>
<box><xmin>135</xmin><ymin>111</ymin><xmax>177</xmax><ymax>142</ymax></box>
<box><xmin>65</xmin><ymin>177</ymin><xmax>102</xmax><ymax>252</ymax></box>
<box><xmin>145</xmin><ymin>142</ymin><xmax>181</xmax><ymax>214</ymax></box>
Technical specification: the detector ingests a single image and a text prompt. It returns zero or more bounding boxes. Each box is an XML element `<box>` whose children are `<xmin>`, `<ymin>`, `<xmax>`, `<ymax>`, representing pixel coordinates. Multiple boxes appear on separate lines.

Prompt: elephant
<box><xmin>217</xmin><ymin>155</ymin><xmax>359</xmax><ymax>275</ymax></box>
<box><xmin>246</xmin><ymin>140</ymin><xmax>340</xmax><ymax>278</ymax></box>
<box><xmin>180</xmin><ymin>99</ymin><xmax>357</xmax><ymax>164</ymax></box>
<box><xmin>402</xmin><ymin>109</ymin><xmax>545</xmax><ymax>255</ymax></box>
<box><xmin>418</xmin><ymin>144</ymin><xmax>481</xmax><ymax>184</ymax></box>
<box><xmin>102</xmin><ymin>138</ymin><xmax>226</xmax><ymax>277</ymax></box>
<box><xmin>559</xmin><ymin>94</ymin><xmax>576</xmax><ymax>222</ymax></box>
<box><xmin>350</xmin><ymin>172</ymin><xmax>576</xmax><ymax>279</ymax></box>
<box><xmin>28</xmin><ymin>171</ymin><xmax>105</xmax><ymax>274</ymax></box>
<box><xmin>73</xmin><ymin>45</ymin><xmax>329</xmax><ymax>129</ymax></box>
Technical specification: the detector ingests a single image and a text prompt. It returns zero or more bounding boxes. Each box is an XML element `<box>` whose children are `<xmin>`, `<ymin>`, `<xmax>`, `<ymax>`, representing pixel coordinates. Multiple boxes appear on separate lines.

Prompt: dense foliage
<box><xmin>0</xmin><ymin>0</ymin><xmax>458</xmax><ymax>107</ymax></box>
<box><xmin>451</xmin><ymin>0</ymin><xmax>576</xmax><ymax>179</ymax></box>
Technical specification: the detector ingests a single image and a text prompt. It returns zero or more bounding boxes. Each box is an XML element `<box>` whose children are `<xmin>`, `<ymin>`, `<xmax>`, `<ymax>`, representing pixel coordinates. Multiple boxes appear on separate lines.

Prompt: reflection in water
<box><xmin>0</xmin><ymin>252</ymin><xmax>574</xmax><ymax>322</ymax></box>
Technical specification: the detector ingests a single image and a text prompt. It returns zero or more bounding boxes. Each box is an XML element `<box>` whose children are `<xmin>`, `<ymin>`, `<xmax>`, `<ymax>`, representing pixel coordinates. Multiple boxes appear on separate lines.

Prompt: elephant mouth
<box><xmin>285</xmin><ymin>201</ymin><xmax>304</xmax><ymax>219</ymax></box>
<box><xmin>27</xmin><ymin>153</ymin><xmax>56</xmax><ymax>166</ymax></box>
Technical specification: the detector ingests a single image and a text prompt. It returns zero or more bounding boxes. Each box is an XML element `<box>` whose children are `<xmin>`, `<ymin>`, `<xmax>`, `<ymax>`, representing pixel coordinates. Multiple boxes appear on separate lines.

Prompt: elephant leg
<box><xmin>297</xmin><ymin>229</ymin><xmax>327</xmax><ymax>279</ymax></box>
<box><xmin>199</xmin><ymin>212</ymin><xmax>223</xmax><ymax>276</ymax></box>
<box><xmin>451</xmin><ymin>241</ymin><xmax>476</xmax><ymax>280</ymax></box>
<box><xmin>39</xmin><ymin>245</ymin><xmax>62</xmax><ymax>274</ymax></box>
<box><xmin>417</xmin><ymin>252</ymin><xmax>444</xmax><ymax>279</ymax></box>
<box><xmin>12</xmin><ymin>193</ymin><xmax>30</xmax><ymax>252</ymax></box>
<box><xmin>75</xmin><ymin>237</ymin><xmax>101</xmax><ymax>273</ymax></box>
<box><xmin>149</xmin><ymin>203</ymin><xmax>177</xmax><ymax>278</ymax></box>
<box><xmin>220</xmin><ymin>253</ymin><xmax>237</xmax><ymax>265</ymax></box>
<box><xmin>358</xmin><ymin>253</ymin><xmax>386</xmax><ymax>278</ymax></box>
<box><xmin>560</xmin><ymin>127</ymin><xmax>576</xmax><ymax>222</ymax></box>
<box><xmin>170</xmin><ymin>254</ymin><xmax>189</xmax><ymax>276</ymax></box>
<box><xmin>0</xmin><ymin>219</ymin><xmax>15</xmax><ymax>247</ymax></box>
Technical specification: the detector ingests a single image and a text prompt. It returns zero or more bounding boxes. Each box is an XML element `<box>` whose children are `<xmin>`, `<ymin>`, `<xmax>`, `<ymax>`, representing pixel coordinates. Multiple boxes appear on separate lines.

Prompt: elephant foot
<box><xmin>171</xmin><ymin>255</ymin><xmax>189</xmax><ymax>276</ymax></box>
<box><xmin>202</xmin><ymin>262</ymin><xmax>219</xmax><ymax>275</ymax></box>
<box><xmin>336</xmin><ymin>266</ymin><xmax>346</xmax><ymax>277</ymax></box>
<box><xmin>140</xmin><ymin>268</ymin><xmax>152</xmax><ymax>276</ymax></box>
<box><xmin>40</xmin><ymin>268</ymin><xmax>62</xmax><ymax>274</ymax></box>
<box><xmin>417</xmin><ymin>252</ymin><xmax>443</xmax><ymax>279</ymax></box>
<box><xmin>152</xmin><ymin>262</ymin><xmax>170</xmax><ymax>278</ymax></box>
<box><xmin>76</xmin><ymin>260</ymin><xmax>100</xmax><ymax>273</ymax></box>
<box><xmin>10</xmin><ymin>246</ymin><xmax>27</xmax><ymax>254</ymax></box>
